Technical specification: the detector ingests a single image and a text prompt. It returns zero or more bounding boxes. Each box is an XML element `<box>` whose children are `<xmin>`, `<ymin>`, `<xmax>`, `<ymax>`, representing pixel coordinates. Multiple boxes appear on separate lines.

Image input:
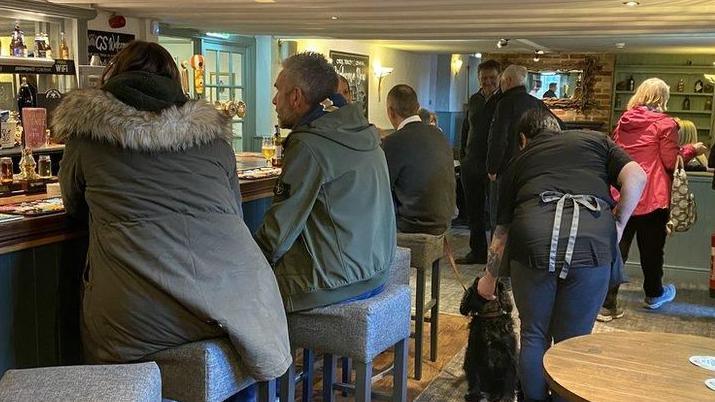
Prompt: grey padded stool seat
<box><xmin>396</xmin><ymin>231</ymin><xmax>445</xmax><ymax>380</ymax></box>
<box><xmin>0</xmin><ymin>362</ymin><xmax>161</xmax><ymax>402</ymax></box>
<box><xmin>284</xmin><ymin>283</ymin><xmax>411</xmax><ymax>402</ymax></box>
<box><xmin>147</xmin><ymin>338</ymin><xmax>275</xmax><ymax>402</ymax></box>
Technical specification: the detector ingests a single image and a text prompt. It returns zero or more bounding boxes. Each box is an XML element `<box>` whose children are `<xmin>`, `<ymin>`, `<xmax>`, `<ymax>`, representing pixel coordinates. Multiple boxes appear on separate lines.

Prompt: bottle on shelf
<box><xmin>271</xmin><ymin>125</ymin><xmax>283</xmax><ymax>168</ymax></box>
<box><xmin>705</xmin><ymin>98</ymin><xmax>712</xmax><ymax>111</ymax></box>
<box><xmin>677</xmin><ymin>79</ymin><xmax>685</xmax><ymax>93</ymax></box>
<box><xmin>10</xmin><ymin>21</ymin><xmax>25</xmax><ymax>57</ymax></box>
<box><xmin>17</xmin><ymin>77</ymin><xmax>37</xmax><ymax>122</ymax></box>
<box><xmin>682</xmin><ymin>96</ymin><xmax>690</xmax><ymax>111</ymax></box>
<box><xmin>34</xmin><ymin>33</ymin><xmax>46</xmax><ymax>58</ymax></box>
<box><xmin>59</xmin><ymin>32</ymin><xmax>70</xmax><ymax>59</ymax></box>
<box><xmin>627</xmin><ymin>75</ymin><xmax>635</xmax><ymax>92</ymax></box>
<box><xmin>43</xmin><ymin>33</ymin><xmax>52</xmax><ymax>59</ymax></box>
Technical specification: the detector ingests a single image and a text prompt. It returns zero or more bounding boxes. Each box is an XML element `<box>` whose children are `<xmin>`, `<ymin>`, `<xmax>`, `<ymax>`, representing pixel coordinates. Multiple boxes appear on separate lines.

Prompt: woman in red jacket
<box><xmin>599</xmin><ymin>78</ymin><xmax>707</xmax><ymax>321</ymax></box>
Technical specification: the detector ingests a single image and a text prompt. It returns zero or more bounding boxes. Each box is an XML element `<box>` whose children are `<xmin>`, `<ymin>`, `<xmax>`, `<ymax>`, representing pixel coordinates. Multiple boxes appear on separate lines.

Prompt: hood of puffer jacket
<box><xmin>616</xmin><ymin>106</ymin><xmax>674</xmax><ymax>135</ymax></box>
<box><xmin>51</xmin><ymin>88</ymin><xmax>233</xmax><ymax>152</ymax></box>
<box><xmin>291</xmin><ymin>102</ymin><xmax>380</xmax><ymax>152</ymax></box>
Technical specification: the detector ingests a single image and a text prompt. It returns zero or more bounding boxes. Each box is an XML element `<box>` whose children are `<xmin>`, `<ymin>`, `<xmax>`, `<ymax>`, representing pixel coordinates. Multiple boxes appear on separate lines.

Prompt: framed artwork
<box><xmin>330</xmin><ymin>50</ymin><xmax>369</xmax><ymax>118</ymax></box>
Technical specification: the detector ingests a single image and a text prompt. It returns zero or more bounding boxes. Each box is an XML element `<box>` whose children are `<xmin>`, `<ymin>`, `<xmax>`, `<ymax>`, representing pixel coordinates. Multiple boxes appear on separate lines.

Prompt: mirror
<box><xmin>490</xmin><ymin>55</ymin><xmax>602</xmax><ymax>112</ymax></box>
<box><xmin>526</xmin><ymin>70</ymin><xmax>582</xmax><ymax>100</ymax></box>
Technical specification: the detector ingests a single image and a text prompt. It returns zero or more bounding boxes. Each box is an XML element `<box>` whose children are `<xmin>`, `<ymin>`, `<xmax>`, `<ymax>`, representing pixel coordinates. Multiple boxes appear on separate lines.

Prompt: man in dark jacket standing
<box><xmin>487</xmin><ymin>64</ymin><xmax>551</xmax><ymax>229</ymax></box>
<box><xmin>255</xmin><ymin>52</ymin><xmax>395</xmax><ymax>313</ymax></box>
<box><xmin>457</xmin><ymin>59</ymin><xmax>501</xmax><ymax>264</ymax></box>
<box><xmin>382</xmin><ymin>84</ymin><xmax>455</xmax><ymax>235</ymax></box>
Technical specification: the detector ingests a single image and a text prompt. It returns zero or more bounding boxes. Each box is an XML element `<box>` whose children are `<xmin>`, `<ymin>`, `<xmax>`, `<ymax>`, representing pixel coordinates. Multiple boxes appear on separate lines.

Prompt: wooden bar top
<box><xmin>0</xmin><ymin>153</ymin><xmax>278</xmax><ymax>254</ymax></box>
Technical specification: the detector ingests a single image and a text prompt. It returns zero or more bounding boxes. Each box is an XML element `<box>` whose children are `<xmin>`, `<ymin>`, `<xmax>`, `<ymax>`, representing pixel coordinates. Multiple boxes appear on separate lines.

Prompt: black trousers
<box><xmin>604</xmin><ymin>208</ymin><xmax>669</xmax><ymax>308</ymax></box>
<box><xmin>460</xmin><ymin>162</ymin><xmax>488</xmax><ymax>260</ymax></box>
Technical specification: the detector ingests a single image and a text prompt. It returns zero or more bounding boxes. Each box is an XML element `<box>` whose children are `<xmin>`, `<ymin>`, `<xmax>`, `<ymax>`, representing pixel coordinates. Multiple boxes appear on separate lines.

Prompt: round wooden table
<box><xmin>543</xmin><ymin>331</ymin><xmax>715</xmax><ymax>402</ymax></box>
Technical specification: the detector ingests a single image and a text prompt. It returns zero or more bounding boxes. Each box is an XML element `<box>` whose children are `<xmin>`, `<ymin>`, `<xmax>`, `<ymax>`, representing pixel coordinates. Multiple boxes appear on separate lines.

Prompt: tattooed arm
<box><xmin>476</xmin><ymin>224</ymin><xmax>510</xmax><ymax>299</ymax></box>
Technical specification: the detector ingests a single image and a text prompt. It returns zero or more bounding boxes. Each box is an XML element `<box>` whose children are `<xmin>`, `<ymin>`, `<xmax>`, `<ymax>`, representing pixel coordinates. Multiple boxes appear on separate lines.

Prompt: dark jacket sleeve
<box><xmin>486</xmin><ymin>101</ymin><xmax>510</xmax><ymax>175</ymax></box>
<box><xmin>382</xmin><ymin>133</ymin><xmax>402</xmax><ymax>188</ymax></box>
<box><xmin>58</xmin><ymin>139</ymin><xmax>89</xmax><ymax>222</ymax></box>
<box><xmin>460</xmin><ymin>114</ymin><xmax>469</xmax><ymax>160</ymax></box>
<box><xmin>254</xmin><ymin>140</ymin><xmax>323</xmax><ymax>264</ymax></box>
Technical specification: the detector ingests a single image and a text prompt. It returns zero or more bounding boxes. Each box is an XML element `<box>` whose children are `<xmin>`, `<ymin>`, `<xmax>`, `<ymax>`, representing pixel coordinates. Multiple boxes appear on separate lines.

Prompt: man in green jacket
<box><xmin>255</xmin><ymin>52</ymin><xmax>396</xmax><ymax>313</ymax></box>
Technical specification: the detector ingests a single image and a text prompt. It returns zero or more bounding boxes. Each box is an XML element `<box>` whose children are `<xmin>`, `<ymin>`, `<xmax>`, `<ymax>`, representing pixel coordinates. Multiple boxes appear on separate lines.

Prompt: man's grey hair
<box><xmin>502</xmin><ymin>65</ymin><xmax>528</xmax><ymax>86</ymax></box>
<box><xmin>282</xmin><ymin>52</ymin><xmax>338</xmax><ymax>106</ymax></box>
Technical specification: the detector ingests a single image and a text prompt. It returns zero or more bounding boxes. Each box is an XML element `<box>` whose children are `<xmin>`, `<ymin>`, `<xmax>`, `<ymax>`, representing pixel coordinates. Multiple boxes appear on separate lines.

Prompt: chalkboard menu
<box><xmin>87</xmin><ymin>30</ymin><xmax>135</xmax><ymax>65</ymax></box>
<box><xmin>330</xmin><ymin>51</ymin><xmax>369</xmax><ymax>118</ymax></box>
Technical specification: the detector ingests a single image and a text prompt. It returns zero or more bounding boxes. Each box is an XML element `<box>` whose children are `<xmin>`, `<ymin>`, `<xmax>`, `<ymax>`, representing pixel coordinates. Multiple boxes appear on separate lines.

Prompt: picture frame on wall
<box><xmin>330</xmin><ymin>50</ymin><xmax>369</xmax><ymax>118</ymax></box>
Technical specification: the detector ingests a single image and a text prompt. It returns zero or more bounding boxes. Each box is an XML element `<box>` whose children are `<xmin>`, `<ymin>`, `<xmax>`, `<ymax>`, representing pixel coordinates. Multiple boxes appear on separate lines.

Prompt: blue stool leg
<box><xmin>257</xmin><ymin>380</ymin><xmax>276</xmax><ymax>402</ymax></box>
<box><xmin>301</xmin><ymin>349</ymin><xmax>314</xmax><ymax>402</ymax></box>
<box><xmin>279</xmin><ymin>362</ymin><xmax>296</xmax><ymax>402</ymax></box>
<box><xmin>393</xmin><ymin>338</ymin><xmax>408</xmax><ymax>402</ymax></box>
<box><xmin>354</xmin><ymin>360</ymin><xmax>372</xmax><ymax>402</ymax></box>
<box><xmin>323</xmin><ymin>354</ymin><xmax>337</xmax><ymax>402</ymax></box>
<box><xmin>340</xmin><ymin>356</ymin><xmax>351</xmax><ymax>396</ymax></box>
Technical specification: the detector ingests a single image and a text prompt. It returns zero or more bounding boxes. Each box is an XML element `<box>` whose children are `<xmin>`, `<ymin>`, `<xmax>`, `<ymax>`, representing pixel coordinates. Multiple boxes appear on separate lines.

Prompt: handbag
<box><xmin>666</xmin><ymin>155</ymin><xmax>697</xmax><ymax>234</ymax></box>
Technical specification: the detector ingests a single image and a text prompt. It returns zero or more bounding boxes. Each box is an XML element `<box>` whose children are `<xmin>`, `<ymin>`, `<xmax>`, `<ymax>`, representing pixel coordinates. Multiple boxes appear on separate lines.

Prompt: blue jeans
<box><xmin>510</xmin><ymin>260</ymin><xmax>609</xmax><ymax>401</ymax></box>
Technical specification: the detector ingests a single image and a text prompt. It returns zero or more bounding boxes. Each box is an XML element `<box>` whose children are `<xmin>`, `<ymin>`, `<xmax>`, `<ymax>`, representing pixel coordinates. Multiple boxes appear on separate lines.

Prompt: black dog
<box><xmin>460</xmin><ymin>278</ymin><xmax>519</xmax><ymax>402</ymax></box>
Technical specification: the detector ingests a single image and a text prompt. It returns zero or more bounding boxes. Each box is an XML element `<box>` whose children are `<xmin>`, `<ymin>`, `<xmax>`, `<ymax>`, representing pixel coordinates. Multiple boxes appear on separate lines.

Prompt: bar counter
<box><xmin>0</xmin><ymin>154</ymin><xmax>277</xmax><ymax>375</ymax></box>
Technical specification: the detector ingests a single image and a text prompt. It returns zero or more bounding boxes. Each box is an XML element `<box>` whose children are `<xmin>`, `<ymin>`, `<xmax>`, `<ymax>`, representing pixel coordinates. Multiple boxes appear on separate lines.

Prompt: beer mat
<box><xmin>0</xmin><ymin>196</ymin><xmax>64</xmax><ymax>216</ymax></box>
<box><xmin>690</xmin><ymin>356</ymin><xmax>715</xmax><ymax>371</ymax></box>
<box><xmin>238</xmin><ymin>167</ymin><xmax>281</xmax><ymax>180</ymax></box>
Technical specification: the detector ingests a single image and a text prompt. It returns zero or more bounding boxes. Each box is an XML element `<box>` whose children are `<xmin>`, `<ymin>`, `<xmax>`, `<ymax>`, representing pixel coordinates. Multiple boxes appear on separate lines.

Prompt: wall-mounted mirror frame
<box><xmin>492</xmin><ymin>55</ymin><xmax>603</xmax><ymax>112</ymax></box>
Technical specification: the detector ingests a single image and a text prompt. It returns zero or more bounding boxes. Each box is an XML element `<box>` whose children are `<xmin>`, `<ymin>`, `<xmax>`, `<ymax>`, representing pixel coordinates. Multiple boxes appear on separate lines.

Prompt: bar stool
<box><xmin>283</xmin><ymin>283</ymin><xmax>411</xmax><ymax>402</ymax></box>
<box><xmin>396</xmin><ymin>231</ymin><xmax>445</xmax><ymax>380</ymax></box>
<box><xmin>146</xmin><ymin>338</ymin><xmax>278</xmax><ymax>402</ymax></box>
<box><xmin>0</xmin><ymin>363</ymin><xmax>161</xmax><ymax>401</ymax></box>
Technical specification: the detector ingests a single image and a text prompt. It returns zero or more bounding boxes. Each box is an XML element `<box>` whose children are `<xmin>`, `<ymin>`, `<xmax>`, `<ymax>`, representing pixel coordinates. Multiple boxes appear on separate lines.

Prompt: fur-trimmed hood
<box><xmin>52</xmin><ymin>88</ymin><xmax>233</xmax><ymax>152</ymax></box>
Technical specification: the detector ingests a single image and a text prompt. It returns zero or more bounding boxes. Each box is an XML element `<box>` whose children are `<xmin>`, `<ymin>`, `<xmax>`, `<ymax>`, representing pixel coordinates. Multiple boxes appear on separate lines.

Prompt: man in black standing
<box><xmin>456</xmin><ymin>59</ymin><xmax>501</xmax><ymax>264</ymax></box>
<box><xmin>487</xmin><ymin>64</ymin><xmax>552</xmax><ymax>231</ymax></box>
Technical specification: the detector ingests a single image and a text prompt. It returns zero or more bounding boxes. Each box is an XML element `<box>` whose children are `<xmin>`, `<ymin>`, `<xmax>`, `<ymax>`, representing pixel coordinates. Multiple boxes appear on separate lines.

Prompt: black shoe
<box><xmin>455</xmin><ymin>253</ymin><xmax>487</xmax><ymax>265</ymax></box>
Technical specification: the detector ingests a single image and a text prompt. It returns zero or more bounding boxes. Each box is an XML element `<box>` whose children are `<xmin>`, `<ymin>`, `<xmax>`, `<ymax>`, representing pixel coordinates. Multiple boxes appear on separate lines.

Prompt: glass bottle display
<box><xmin>10</xmin><ymin>21</ymin><xmax>25</xmax><ymax>57</ymax></box>
<box><xmin>59</xmin><ymin>32</ymin><xmax>70</xmax><ymax>59</ymax></box>
<box><xmin>272</xmin><ymin>125</ymin><xmax>283</xmax><ymax>167</ymax></box>
<box><xmin>17</xmin><ymin>77</ymin><xmax>37</xmax><ymax>121</ymax></box>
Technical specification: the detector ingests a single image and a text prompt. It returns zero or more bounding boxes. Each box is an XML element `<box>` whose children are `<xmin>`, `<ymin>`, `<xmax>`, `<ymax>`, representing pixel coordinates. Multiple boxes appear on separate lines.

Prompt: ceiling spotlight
<box><xmin>623</xmin><ymin>1</ymin><xmax>639</xmax><ymax>6</ymax></box>
<box><xmin>496</xmin><ymin>38</ymin><xmax>509</xmax><ymax>49</ymax></box>
<box><xmin>330</xmin><ymin>16</ymin><xmax>338</xmax><ymax>20</ymax></box>
<box><xmin>615</xmin><ymin>42</ymin><xmax>626</xmax><ymax>49</ymax></box>
<box><xmin>474</xmin><ymin>52</ymin><xmax>482</xmax><ymax>58</ymax></box>
<box><xmin>535</xmin><ymin>50</ymin><xmax>545</xmax><ymax>55</ymax></box>
<box><xmin>533</xmin><ymin>50</ymin><xmax>542</xmax><ymax>62</ymax></box>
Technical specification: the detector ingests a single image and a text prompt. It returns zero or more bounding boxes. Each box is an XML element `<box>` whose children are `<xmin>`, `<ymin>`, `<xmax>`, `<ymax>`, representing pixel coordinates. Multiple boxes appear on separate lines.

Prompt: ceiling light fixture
<box><xmin>615</xmin><ymin>42</ymin><xmax>626</xmax><ymax>49</ymax></box>
<box><xmin>474</xmin><ymin>52</ymin><xmax>482</xmax><ymax>58</ymax></box>
<box><xmin>330</xmin><ymin>16</ymin><xmax>339</xmax><ymax>20</ymax></box>
<box><xmin>496</xmin><ymin>38</ymin><xmax>509</xmax><ymax>49</ymax></box>
<box><xmin>623</xmin><ymin>1</ymin><xmax>639</xmax><ymax>6</ymax></box>
<box><xmin>533</xmin><ymin>50</ymin><xmax>544</xmax><ymax>62</ymax></box>
<box><xmin>254</xmin><ymin>0</ymin><xmax>276</xmax><ymax>3</ymax></box>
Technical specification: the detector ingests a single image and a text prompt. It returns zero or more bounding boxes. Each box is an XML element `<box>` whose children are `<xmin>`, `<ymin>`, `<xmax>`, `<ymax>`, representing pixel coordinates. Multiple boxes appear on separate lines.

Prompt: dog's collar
<box><xmin>472</xmin><ymin>310</ymin><xmax>510</xmax><ymax>319</ymax></box>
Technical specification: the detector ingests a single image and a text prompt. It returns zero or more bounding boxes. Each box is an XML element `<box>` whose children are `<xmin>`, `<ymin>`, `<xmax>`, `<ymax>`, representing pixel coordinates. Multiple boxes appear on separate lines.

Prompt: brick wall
<box><xmin>483</xmin><ymin>53</ymin><xmax>616</xmax><ymax>128</ymax></box>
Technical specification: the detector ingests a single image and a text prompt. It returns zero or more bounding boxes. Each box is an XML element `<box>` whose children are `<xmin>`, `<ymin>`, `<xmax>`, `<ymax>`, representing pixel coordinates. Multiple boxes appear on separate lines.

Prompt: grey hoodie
<box><xmin>255</xmin><ymin>103</ymin><xmax>396</xmax><ymax>312</ymax></box>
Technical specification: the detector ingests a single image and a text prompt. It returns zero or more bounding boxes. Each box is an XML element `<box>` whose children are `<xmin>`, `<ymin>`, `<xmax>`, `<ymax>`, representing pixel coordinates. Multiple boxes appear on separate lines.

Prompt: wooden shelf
<box><xmin>0</xmin><ymin>56</ymin><xmax>55</xmax><ymax>67</ymax></box>
<box><xmin>616</xmin><ymin>64</ymin><xmax>715</xmax><ymax>74</ymax></box>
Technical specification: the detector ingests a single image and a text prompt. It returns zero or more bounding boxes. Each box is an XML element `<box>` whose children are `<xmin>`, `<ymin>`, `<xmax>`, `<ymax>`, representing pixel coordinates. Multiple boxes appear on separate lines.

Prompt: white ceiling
<box><xmin>47</xmin><ymin>0</ymin><xmax>715</xmax><ymax>54</ymax></box>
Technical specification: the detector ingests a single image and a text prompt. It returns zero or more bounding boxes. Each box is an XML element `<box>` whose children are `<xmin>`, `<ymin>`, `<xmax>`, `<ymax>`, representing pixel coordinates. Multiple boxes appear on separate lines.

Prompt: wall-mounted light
<box><xmin>496</xmin><ymin>38</ymin><xmax>509</xmax><ymax>49</ymax></box>
<box><xmin>533</xmin><ymin>49</ymin><xmax>544</xmax><ymax>62</ymax></box>
<box><xmin>615</xmin><ymin>42</ymin><xmax>626</xmax><ymax>49</ymax></box>
<box><xmin>374</xmin><ymin>65</ymin><xmax>394</xmax><ymax>102</ymax></box>
<box><xmin>474</xmin><ymin>52</ymin><xmax>482</xmax><ymax>58</ymax></box>
<box><xmin>452</xmin><ymin>55</ymin><xmax>464</xmax><ymax>76</ymax></box>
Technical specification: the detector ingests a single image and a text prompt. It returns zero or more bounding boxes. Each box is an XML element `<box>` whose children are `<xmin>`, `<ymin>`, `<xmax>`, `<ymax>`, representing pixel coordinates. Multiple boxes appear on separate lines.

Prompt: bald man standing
<box><xmin>486</xmin><ymin>65</ymin><xmax>553</xmax><ymax>230</ymax></box>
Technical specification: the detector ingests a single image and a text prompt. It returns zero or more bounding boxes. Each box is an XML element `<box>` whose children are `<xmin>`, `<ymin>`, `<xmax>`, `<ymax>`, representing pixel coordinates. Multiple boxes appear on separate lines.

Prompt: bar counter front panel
<box><xmin>0</xmin><ymin>171</ymin><xmax>276</xmax><ymax>375</ymax></box>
